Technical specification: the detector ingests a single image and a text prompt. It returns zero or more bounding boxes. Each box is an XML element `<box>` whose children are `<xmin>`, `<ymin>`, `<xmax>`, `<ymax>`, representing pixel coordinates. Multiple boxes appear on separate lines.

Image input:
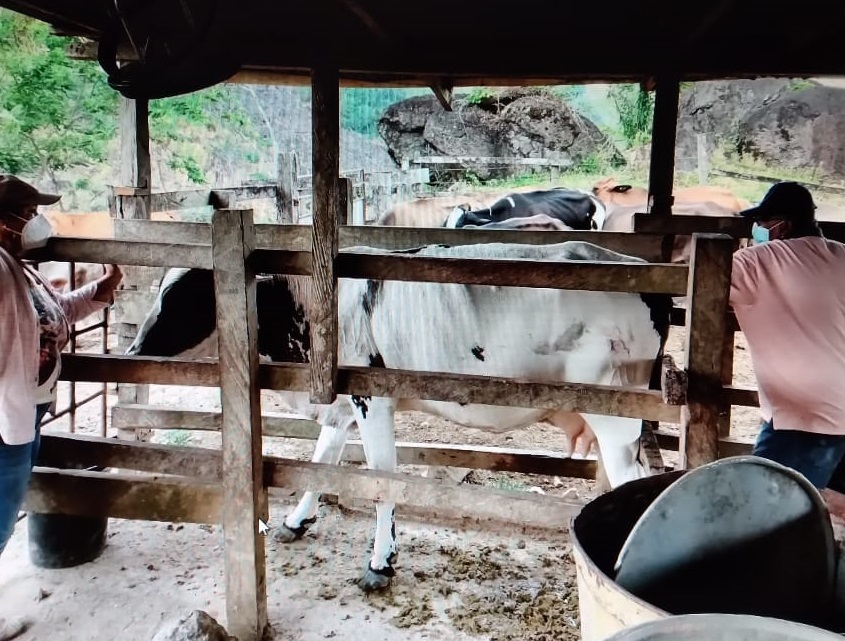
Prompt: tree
<box><xmin>607</xmin><ymin>83</ymin><xmax>654</xmax><ymax>148</ymax></box>
<box><xmin>0</xmin><ymin>9</ymin><xmax>117</xmax><ymax>184</ymax></box>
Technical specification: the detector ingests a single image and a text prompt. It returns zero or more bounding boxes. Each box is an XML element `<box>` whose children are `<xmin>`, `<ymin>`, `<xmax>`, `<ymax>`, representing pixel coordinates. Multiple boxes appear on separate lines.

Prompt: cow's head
<box><xmin>592</xmin><ymin>178</ymin><xmax>649</xmax><ymax>208</ymax></box>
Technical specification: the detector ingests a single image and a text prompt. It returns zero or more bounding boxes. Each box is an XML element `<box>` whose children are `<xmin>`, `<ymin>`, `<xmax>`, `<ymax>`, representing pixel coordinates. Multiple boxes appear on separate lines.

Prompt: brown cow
<box><xmin>592</xmin><ymin>177</ymin><xmax>753</xmax><ymax>212</ymax></box>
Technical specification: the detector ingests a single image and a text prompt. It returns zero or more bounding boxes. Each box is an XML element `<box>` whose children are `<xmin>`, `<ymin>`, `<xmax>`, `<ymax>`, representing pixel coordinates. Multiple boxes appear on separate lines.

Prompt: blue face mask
<box><xmin>751</xmin><ymin>222</ymin><xmax>770</xmax><ymax>244</ymax></box>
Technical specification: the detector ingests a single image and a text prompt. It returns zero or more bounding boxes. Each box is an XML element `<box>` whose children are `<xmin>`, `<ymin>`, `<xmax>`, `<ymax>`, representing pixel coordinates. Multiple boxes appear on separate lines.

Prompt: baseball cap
<box><xmin>0</xmin><ymin>174</ymin><xmax>61</xmax><ymax>208</ymax></box>
<box><xmin>740</xmin><ymin>181</ymin><xmax>816</xmax><ymax>222</ymax></box>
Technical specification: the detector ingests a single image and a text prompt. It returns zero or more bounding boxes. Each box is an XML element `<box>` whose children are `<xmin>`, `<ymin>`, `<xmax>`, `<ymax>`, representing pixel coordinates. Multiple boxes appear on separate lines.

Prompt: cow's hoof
<box><xmin>271</xmin><ymin>517</ymin><xmax>315</xmax><ymax>543</ymax></box>
<box><xmin>357</xmin><ymin>564</ymin><xmax>394</xmax><ymax>592</ymax></box>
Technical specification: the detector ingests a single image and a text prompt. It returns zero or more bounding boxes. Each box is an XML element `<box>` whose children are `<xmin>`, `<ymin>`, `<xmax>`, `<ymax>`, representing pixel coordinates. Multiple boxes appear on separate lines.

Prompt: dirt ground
<box><xmin>0</xmin><ymin>301</ymin><xmax>765</xmax><ymax>640</ymax></box>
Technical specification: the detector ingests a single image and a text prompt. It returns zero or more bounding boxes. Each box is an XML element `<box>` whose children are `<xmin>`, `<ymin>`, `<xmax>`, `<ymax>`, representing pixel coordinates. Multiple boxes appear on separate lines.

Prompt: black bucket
<box><xmin>27</xmin><ymin>464</ymin><xmax>108</xmax><ymax>569</ymax></box>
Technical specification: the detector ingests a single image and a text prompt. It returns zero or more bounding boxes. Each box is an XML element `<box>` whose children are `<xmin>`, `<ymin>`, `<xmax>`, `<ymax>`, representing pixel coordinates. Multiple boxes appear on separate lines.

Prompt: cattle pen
<box><xmin>5</xmin><ymin>1</ymin><xmax>845</xmax><ymax>639</ymax></box>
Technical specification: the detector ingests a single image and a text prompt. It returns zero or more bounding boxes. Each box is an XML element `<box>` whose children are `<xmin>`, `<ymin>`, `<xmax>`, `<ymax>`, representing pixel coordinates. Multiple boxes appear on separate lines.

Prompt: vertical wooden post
<box><xmin>338</xmin><ymin>177</ymin><xmax>353</xmax><ymax>226</ymax></box>
<box><xmin>212</xmin><ymin>208</ymin><xmax>268</xmax><ymax>641</ymax></box>
<box><xmin>310</xmin><ymin>65</ymin><xmax>340</xmax><ymax>405</ymax></box>
<box><xmin>719</xmin><ymin>331</ymin><xmax>735</xmax><ymax>437</ymax></box>
<box><xmin>116</xmin><ymin>95</ymin><xmax>153</xmax><ymax>439</ymax></box>
<box><xmin>276</xmin><ymin>152</ymin><xmax>294</xmax><ymax>224</ymax></box>
<box><xmin>646</xmin><ymin>75</ymin><xmax>681</xmax><ymax>218</ymax></box>
<box><xmin>681</xmin><ymin>233</ymin><xmax>734</xmax><ymax>468</ymax></box>
<box><xmin>697</xmin><ymin>133</ymin><xmax>709</xmax><ymax>185</ymax></box>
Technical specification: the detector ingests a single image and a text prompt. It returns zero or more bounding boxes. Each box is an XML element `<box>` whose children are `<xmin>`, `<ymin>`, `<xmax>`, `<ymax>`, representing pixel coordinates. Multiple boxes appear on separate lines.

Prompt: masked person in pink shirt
<box><xmin>0</xmin><ymin>175</ymin><xmax>123</xmax><ymax>640</ymax></box>
<box><xmin>731</xmin><ymin>181</ymin><xmax>845</xmax><ymax>494</ymax></box>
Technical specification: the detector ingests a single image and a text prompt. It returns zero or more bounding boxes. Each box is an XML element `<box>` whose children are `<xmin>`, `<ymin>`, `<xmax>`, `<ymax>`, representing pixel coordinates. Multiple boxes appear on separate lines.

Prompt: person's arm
<box><xmin>729</xmin><ymin>249</ymin><xmax>759</xmax><ymax>308</ymax></box>
<box><xmin>46</xmin><ymin>264</ymin><xmax>123</xmax><ymax>326</ymax></box>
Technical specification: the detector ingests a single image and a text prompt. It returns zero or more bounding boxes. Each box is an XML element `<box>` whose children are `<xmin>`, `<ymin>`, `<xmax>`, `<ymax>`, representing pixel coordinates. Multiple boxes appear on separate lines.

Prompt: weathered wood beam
<box><xmin>211</xmin><ymin>209</ymin><xmax>268</xmax><ymax>641</ymax></box>
<box><xmin>310</xmin><ymin>65</ymin><xmax>340</xmax><ymax>405</ymax></box>
<box><xmin>680</xmin><ymin>234</ymin><xmax>734</xmax><ymax>468</ymax></box>
<box><xmin>646</xmin><ymin>75</ymin><xmax>681</xmax><ymax>220</ymax></box>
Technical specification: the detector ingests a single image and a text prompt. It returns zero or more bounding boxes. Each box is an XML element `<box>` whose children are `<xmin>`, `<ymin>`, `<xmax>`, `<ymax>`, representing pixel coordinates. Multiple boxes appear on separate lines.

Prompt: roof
<box><xmin>3</xmin><ymin>0</ymin><xmax>845</xmax><ymax>94</ymax></box>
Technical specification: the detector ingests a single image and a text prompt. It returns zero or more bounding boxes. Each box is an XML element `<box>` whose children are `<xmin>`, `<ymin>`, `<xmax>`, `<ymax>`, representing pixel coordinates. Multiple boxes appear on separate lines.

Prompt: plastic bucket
<box><xmin>27</xmin><ymin>463</ymin><xmax>108</xmax><ymax>569</ymax></box>
<box><xmin>604</xmin><ymin>613</ymin><xmax>845</xmax><ymax>641</ymax></box>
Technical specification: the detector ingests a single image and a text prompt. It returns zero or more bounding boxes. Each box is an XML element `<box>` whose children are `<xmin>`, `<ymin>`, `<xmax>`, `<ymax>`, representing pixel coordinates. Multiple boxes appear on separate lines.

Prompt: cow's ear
<box><xmin>612</xmin><ymin>185</ymin><xmax>633</xmax><ymax>193</ymax></box>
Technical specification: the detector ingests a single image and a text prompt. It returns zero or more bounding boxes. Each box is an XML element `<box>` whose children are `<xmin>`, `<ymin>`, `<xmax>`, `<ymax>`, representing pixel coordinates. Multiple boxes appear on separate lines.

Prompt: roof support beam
<box><xmin>430</xmin><ymin>80</ymin><xmax>454</xmax><ymax>111</ymax></box>
<box><xmin>646</xmin><ymin>75</ymin><xmax>681</xmax><ymax>219</ymax></box>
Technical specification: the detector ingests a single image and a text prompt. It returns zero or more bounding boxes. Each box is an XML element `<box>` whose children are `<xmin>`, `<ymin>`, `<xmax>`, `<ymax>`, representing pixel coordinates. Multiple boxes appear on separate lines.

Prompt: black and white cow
<box><xmin>444</xmin><ymin>187</ymin><xmax>607</xmax><ymax>231</ymax></box>
<box><xmin>126</xmin><ymin>241</ymin><xmax>671</xmax><ymax>591</ymax></box>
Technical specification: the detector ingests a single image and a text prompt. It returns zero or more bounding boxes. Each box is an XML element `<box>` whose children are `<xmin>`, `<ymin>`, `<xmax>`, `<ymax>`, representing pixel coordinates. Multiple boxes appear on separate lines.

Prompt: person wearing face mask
<box><xmin>0</xmin><ymin>175</ymin><xmax>123</xmax><ymax>640</ymax></box>
<box><xmin>730</xmin><ymin>180</ymin><xmax>845</xmax><ymax>495</ymax></box>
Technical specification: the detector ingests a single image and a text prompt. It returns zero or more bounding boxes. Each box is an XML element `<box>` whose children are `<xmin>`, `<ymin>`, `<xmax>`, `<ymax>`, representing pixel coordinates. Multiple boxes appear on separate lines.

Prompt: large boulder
<box><xmin>735</xmin><ymin>84</ymin><xmax>845</xmax><ymax>177</ymax></box>
<box><xmin>675</xmin><ymin>78</ymin><xmax>796</xmax><ymax>171</ymax></box>
<box><xmin>378</xmin><ymin>88</ymin><xmax>623</xmax><ymax>183</ymax></box>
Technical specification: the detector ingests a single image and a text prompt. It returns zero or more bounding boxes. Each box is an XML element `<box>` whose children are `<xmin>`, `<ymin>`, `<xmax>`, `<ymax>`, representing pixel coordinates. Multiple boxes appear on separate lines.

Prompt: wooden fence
<box><xmin>22</xmin><ymin>207</ymin><xmax>740</xmax><ymax>639</ymax></box>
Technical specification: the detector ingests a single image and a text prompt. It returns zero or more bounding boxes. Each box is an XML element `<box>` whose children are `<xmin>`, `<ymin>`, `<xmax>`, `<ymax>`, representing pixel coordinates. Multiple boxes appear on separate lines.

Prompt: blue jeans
<box><xmin>752</xmin><ymin>418</ymin><xmax>845</xmax><ymax>489</ymax></box>
<box><xmin>0</xmin><ymin>403</ymin><xmax>51</xmax><ymax>558</ymax></box>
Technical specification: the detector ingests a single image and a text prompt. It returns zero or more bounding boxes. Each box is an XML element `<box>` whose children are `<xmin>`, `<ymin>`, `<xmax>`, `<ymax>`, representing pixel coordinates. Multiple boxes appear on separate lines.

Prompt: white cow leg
<box><xmin>580</xmin><ymin>414</ymin><xmax>649</xmax><ymax>489</ymax></box>
<box><xmin>348</xmin><ymin>395</ymin><xmax>398</xmax><ymax>592</ymax></box>
<box><xmin>272</xmin><ymin>422</ymin><xmax>350</xmax><ymax>543</ymax></box>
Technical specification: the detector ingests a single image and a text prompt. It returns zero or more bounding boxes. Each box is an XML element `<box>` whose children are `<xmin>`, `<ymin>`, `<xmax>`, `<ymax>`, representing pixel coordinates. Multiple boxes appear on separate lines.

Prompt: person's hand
<box><xmin>103</xmin><ymin>264</ymin><xmax>123</xmax><ymax>284</ymax></box>
<box><xmin>92</xmin><ymin>264</ymin><xmax>123</xmax><ymax>303</ymax></box>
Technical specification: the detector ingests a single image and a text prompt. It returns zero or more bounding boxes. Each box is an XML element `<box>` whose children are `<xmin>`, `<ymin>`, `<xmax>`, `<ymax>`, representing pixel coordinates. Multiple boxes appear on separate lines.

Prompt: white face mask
<box><xmin>20</xmin><ymin>213</ymin><xmax>54</xmax><ymax>250</ymax></box>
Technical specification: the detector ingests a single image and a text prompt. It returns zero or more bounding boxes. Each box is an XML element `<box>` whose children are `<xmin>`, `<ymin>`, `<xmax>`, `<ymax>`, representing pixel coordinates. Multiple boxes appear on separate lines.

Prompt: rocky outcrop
<box><xmin>378</xmin><ymin>88</ymin><xmax>623</xmax><ymax>183</ymax></box>
<box><xmin>675</xmin><ymin>78</ymin><xmax>795</xmax><ymax>171</ymax></box>
<box><xmin>735</xmin><ymin>84</ymin><xmax>845</xmax><ymax>177</ymax></box>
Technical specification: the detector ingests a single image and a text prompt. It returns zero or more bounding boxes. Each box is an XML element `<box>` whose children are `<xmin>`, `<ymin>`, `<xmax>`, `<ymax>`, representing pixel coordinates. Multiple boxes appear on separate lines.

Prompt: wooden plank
<box><xmin>634</xmin><ymin>212</ymin><xmax>750</xmax><ymax>237</ymax></box>
<box><xmin>60</xmin><ymin>353</ymin><xmax>220</xmax><ymax>386</ymax></box>
<box><xmin>37</xmin><ymin>432</ymin><xmax>220</xmax><ymax>479</ymax></box>
<box><xmin>109</xmin><ymin>406</ymin><xmax>598</xmax><ymax>478</ymax></box>
<box><xmin>112</xmin><ymin>405</ymin><xmax>322</xmax><ymax>439</ymax></box>
<box><xmin>260</xmin><ymin>363</ymin><xmax>680</xmax><ymax>423</ymax></box>
<box><xmin>671</xmin><ymin>306</ymin><xmax>740</xmax><ymax>333</ymax></box>
<box><xmin>310</xmin><ymin>64</ymin><xmax>341</xmax><ymax>405</ymax></box>
<box><xmin>724</xmin><ymin>385</ymin><xmax>759</xmax><ymax>407</ymax></box>
<box><xmin>62</xmin><ymin>353</ymin><xmax>679</xmax><ymax>423</ymax></box>
<box><xmin>211</xmin><ymin>209</ymin><xmax>268</xmax><ymax>640</ymax></box>
<box><xmin>335</xmin><ymin>252</ymin><xmax>689</xmax><ymax>295</ymax></box>
<box><xmin>266</xmin><ymin>456</ymin><xmax>584</xmax><ymax>530</ymax></box>
<box><xmin>681</xmin><ymin>234</ymin><xmax>734</xmax><ymax>468</ymax></box>
<box><xmin>24</xmin><ymin>468</ymin><xmax>220</xmax><ymax>524</ymax></box>
<box><xmin>412</xmin><ymin>156</ymin><xmax>570</xmax><ymax>167</ymax></box>
<box><xmin>276</xmin><ymin>152</ymin><xmax>295</xmax><ymax>223</ymax></box>
<box><xmin>119</xmin><ymin>96</ymin><xmax>151</xmax><ymax>194</ymax></box>
<box><xmin>35</xmin><ymin>238</ymin><xmax>212</xmax><ymax>269</ymax></box>
<box><xmin>654</xmin><ymin>429</ymin><xmax>752</xmax><ymax>458</ymax></box>
<box><xmin>149</xmin><ymin>189</ymin><xmax>211</xmax><ymax>212</ymax></box>
<box><xmin>102</xmin><ymin>220</ymin><xmax>665</xmax><ymax>262</ymax></box>
<box><xmin>719</xmin><ymin>331</ymin><xmax>735</xmax><ymax>437</ymax></box>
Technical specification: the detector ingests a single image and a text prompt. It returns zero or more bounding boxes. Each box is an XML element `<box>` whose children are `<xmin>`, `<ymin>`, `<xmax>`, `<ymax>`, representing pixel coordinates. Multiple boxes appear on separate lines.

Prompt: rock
<box><xmin>736</xmin><ymin>84</ymin><xmax>845</xmax><ymax>176</ymax></box>
<box><xmin>675</xmin><ymin>78</ymin><xmax>796</xmax><ymax>171</ymax></box>
<box><xmin>150</xmin><ymin>611</ymin><xmax>237</xmax><ymax>641</ymax></box>
<box><xmin>378</xmin><ymin>88</ymin><xmax>623</xmax><ymax>185</ymax></box>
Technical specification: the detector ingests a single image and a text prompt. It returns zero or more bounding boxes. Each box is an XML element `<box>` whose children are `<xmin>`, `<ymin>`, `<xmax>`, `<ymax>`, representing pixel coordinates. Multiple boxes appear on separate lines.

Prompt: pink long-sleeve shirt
<box><xmin>730</xmin><ymin>236</ymin><xmax>845</xmax><ymax>435</ymax></box>
<box><xmin>0</xmin><ymin>247</ymin><xmax>108</xmax><ymax>445</ymax></box>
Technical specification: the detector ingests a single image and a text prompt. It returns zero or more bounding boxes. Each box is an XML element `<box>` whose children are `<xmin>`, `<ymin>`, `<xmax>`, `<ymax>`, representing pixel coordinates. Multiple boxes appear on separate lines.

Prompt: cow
<box><xmin>444</xmin><ymin>187</ymin><xmax>606</xmax><ymax>231</ymax></box>
<box><xmin>126</xmin><ymin>240</ymin><xmax>672</xmax><ymax>592</ymax></box>
<box><xmin>377</xmin><ymin>193</ymin><xmax>492</xmax><ymax>228</ymax></box>
<box><xmin>591</xmin><ymin>177</ymin><xmax>752</xmax><ymax>213</ymax></box>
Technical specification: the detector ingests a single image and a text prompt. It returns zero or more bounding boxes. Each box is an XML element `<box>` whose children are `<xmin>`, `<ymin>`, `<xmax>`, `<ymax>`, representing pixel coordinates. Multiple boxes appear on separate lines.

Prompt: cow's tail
<box><xmin>639</xmin><ymin>292</ymin><xmax>674</xmax><ymax>474</ymax></box>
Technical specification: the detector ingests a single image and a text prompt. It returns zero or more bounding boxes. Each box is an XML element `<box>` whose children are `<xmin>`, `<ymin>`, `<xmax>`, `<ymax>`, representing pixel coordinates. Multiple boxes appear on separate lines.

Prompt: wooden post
<box><xmin>116</xmin><ymin>95</ymin><xmax>152</xmax><ymax>440</ymax></box>
<box><xmin>211</xmin><ymin>208</ymin><xmax>268</xmax><ymax>641</ymax></box>
<box><xmin>276</xmin><ymin>152</ymin><xmax>294</xmax><ymax>224</ymax></box>
<box><xmin>719</xmin><ymin>331</ymin><xmax>735</xmax><ymax>437</ymax></box>
<box><xmin>697</xmin><ymin>133</ymin><xmax>709</xmax><ymax>185</ymax></box>
<box><xmin>646</xmin><ymin>75</ymin><xmax>681</xmax><ymax>218</ymax></box>
<box><xmin>681</xmin><ymin>233</ymin><xmax>733</xmax><ymax>468</ymax></box>
<box><xmin>338</xmin><ymin>177</ymin><xmax>353</xmax><ymax>226</ymax></box>
<box><xmin>310</xmin><ymin>65</ymin><xmax>340</xmax><ymax>405</ymax></box>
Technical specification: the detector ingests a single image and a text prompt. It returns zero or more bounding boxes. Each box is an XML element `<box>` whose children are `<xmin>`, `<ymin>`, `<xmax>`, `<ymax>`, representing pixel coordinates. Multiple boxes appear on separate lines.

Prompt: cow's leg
<box><xmin>348</xmin><ymin>395</ymin><xmax>398</xmax><ymax>592</ymax></box>
<box><xmin>272</xmin><ymin>421</ymin><xmax>350</xmax><ymax>543</ymax></box>
<box><xmin>580</xmin><ymin>414</ymin><xmax>649</xmax><ymax>488</ymax></box>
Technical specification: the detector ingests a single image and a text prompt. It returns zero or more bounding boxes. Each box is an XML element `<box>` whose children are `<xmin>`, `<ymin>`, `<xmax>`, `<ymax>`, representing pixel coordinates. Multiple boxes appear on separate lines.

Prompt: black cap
<box><xmin>740</xmin><ymin>181</ymin><xmax>816</xmax><ymax>222</ymax></box>
<box><xmin>0</xmin><ymin>174</ymin><xmax>61</xmax><ymax>207</ymax></box>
